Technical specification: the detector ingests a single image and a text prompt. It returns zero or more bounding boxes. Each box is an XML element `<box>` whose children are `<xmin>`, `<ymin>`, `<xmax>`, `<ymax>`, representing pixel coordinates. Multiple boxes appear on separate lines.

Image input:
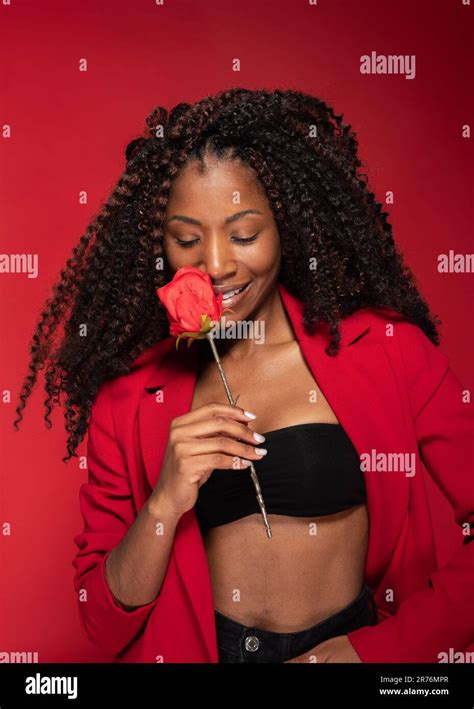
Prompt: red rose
<box><xmin>156</xmin><ymin>267</ymin><xmax>225</xmax><ymax>347</ymax></box>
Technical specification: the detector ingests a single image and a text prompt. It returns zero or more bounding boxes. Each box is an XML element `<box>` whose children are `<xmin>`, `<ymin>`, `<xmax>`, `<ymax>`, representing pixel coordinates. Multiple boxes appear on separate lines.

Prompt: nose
<box><xmin>199</xmin><ymin>232</ymin><xmax>237</xmax><ymax>281</ymax></box>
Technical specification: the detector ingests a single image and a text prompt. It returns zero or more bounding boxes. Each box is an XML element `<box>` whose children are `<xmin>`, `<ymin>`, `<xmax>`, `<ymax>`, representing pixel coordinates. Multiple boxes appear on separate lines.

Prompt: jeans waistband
<box><xmin>214</xmin><ymin>583</ymin><xmax>378</xmax><ymax>663</ymax></box>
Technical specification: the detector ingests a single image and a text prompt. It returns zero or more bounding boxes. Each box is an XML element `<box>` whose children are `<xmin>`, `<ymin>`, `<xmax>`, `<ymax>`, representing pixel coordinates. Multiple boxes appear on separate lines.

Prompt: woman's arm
<box><xmin>72</xmin><ymin>381</ymin><xmax>180</xmax><ymax>657</ymax></box>
<box><xmin>105</xmin><ymin>491</ymin><xmax>181</xmax><ymax>610</ymax></box>
<box><xmin>346</xmin><ymin>321</ymin><xmax>474</xmax><ymax>662</ymax></box>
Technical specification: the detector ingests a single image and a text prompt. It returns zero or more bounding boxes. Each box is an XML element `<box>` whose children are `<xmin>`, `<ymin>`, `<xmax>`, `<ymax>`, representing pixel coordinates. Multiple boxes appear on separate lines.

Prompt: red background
<box><xmin>0</xmin><ymin>0</ymin><xmax>472</xmax><ymax>661</ymax></box>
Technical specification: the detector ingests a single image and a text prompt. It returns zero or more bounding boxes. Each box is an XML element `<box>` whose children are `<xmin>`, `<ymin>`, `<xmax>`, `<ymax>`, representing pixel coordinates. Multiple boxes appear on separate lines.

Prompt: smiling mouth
<box><xmin>217</xmin><ymin>281</ymin><xmax>252</xmax><ymax>307</ymax></box>
<box><xmin>221</xmin><ymin>283</ymin><xmax>248</xmax><ymax>300</ymax></box>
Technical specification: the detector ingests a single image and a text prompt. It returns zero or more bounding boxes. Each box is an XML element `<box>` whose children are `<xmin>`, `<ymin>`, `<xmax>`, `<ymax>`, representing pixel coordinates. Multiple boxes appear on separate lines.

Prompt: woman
<box><xmin>14</xmin><ymin>88</ymin><xmax>473</xmax><ymax>663</ymax></box>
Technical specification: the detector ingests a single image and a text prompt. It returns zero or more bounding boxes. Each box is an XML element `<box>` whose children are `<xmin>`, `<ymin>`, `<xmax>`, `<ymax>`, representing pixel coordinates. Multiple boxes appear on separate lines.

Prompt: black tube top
<box><xmin>195</xmin><ymin>422</ymin><xmax>366</xmax><ymax>532</ymax></box>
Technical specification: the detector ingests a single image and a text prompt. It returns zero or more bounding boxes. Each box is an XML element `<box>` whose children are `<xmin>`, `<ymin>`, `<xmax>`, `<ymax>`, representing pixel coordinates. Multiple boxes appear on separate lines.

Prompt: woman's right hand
<box><xmin>150</xmin><ymin>402</ymin><xmax>267</xmax><ymax>520</ymax></box>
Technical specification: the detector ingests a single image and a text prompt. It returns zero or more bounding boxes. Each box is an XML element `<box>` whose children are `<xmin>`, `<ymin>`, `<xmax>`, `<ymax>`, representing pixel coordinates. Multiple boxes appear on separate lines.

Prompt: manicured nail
<box><xmin>244</xmin><ymin>410</ymin><xmax>257</xmax><ymax>419</ymax></box>
<box><xmin>240</xmin><ymin>459</ymin><xmax>252</xmax><ymax>467</ymax></box>
<box><xmin>253</xmin><ymin>432</ymin><xmax>266</xmax><ymax>443</ymax></box>
<box><xmin>255</xmin><ymin>448</ymin><xmax>267</xmax><ymax>455</ymax></box>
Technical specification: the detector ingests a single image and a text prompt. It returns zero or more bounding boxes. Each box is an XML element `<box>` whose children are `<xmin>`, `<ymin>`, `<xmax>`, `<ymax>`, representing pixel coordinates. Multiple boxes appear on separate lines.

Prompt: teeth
<box><xmin>222</xmin><ymin>285</ymin><xmax>246</xmax><ymax>299</ymax></box>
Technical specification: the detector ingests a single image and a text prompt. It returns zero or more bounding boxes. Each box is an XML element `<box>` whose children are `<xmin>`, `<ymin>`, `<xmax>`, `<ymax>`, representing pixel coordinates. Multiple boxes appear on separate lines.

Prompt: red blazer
<box><xmin>72</xmin><ymin>282</ymin><xmax>474</xmax><ymax>663</ymax></box>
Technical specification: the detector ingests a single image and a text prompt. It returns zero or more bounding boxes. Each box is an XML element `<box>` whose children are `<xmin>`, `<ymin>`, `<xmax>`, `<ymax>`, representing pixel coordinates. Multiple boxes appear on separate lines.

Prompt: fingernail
<box><xmin>244</xmin><ymin>410</ymin><xmax>257</xmax><ymax>419</ymax></box>
<box><xmin>253</xmin><ymin>432</ymin><xmax>266</xmax><ymax>443</ymax></box>
<box><xmin>255</xmin><ymin>447</ymin><xmax>267</xmax><ymax>455</ymax></box>
<box><xmin>240</xmin><ymin>459</ymin><xmax>252</xmax><ymax>467</ymax></box>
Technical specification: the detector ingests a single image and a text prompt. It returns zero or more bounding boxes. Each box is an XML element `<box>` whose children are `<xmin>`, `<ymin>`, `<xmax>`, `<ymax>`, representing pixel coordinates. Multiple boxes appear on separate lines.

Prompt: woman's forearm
<box><xmin>104</xmin><ymin>491</ymin><xmax>182</xmax><ymax>608</ymax></box>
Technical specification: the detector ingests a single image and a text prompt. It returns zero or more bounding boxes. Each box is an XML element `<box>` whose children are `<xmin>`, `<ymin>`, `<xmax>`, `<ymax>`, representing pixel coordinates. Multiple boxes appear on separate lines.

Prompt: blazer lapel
<box><xmin>138</xmin><ymin>282</ymin><xmax>411</xmax><ymax>659</ymax></box>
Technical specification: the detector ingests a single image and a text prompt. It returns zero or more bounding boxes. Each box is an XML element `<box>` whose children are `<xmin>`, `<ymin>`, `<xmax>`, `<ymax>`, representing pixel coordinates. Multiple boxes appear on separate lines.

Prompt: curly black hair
<box><xmin>13</xmin><ymin>87</ymin><xmax>441</xmax><ymax>462</ymax></box>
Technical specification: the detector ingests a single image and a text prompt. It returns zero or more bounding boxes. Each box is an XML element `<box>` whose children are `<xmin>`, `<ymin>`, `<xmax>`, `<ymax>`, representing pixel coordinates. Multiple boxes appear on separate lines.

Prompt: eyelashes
<box><xmin>174</xmin><ymin>240</ymin><xmax>197</xmax><ymax>248</ymax></box>
<box><xmin>174</xmin><ymin>234</ymin><xmax>259</xmax><ymax>248</ymax></box>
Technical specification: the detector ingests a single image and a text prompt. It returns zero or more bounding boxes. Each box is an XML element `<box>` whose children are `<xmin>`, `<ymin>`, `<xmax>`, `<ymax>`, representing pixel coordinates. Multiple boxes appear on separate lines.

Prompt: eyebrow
<box><xmin>165</xmin><ymin>209</ymin><xmax>263</xmax><ymax>227</ymax></box>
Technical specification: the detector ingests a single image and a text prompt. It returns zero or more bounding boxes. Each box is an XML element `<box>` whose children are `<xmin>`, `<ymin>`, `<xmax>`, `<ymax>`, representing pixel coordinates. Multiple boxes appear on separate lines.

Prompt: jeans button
<box><xmin>245</xmin><ymin>635</ymin><xmax>260</xmax><ymax>652</ymax></box>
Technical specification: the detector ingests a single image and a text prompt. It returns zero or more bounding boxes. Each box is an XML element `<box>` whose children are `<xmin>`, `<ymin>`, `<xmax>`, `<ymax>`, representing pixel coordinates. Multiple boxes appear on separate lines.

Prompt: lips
<box><xmin>213</xmin><ymin>282</ymin><xmax>250</xmax><ymax>297</ymax></box>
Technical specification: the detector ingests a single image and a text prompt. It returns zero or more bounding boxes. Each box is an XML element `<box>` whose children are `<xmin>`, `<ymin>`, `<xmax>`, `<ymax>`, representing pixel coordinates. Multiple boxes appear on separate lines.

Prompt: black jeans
<box><xmin>215</xmin><ymin>583</ymin><xmax>378</xmax><ymax>663</ymax></box>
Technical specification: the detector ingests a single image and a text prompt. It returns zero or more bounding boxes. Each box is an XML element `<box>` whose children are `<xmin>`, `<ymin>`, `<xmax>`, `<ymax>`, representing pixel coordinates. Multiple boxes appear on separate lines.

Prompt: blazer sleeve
<box><xmin>72</xmin><ymin>381</ymin><xmax>160</xmax><ymax>657</ymax></box>
<box><xmin>346</xmin><ymin>320</ymin><xmax>474</xmax><ymax>662</ymax></box>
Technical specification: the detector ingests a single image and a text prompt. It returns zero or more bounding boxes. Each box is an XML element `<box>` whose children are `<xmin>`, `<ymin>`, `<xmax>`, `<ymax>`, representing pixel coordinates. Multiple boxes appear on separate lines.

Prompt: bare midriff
<box><xmin>189</xmin><ymin>340</ymin><xmax>369</xmax><ymax>632</ymax></box>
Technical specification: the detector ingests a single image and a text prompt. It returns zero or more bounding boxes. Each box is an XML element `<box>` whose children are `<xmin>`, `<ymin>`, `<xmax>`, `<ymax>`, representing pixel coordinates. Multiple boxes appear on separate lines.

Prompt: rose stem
<box><xmin>205</xmin><ymin>333</ymin><xmax>273</xmax><ymax>539</ymax></box>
